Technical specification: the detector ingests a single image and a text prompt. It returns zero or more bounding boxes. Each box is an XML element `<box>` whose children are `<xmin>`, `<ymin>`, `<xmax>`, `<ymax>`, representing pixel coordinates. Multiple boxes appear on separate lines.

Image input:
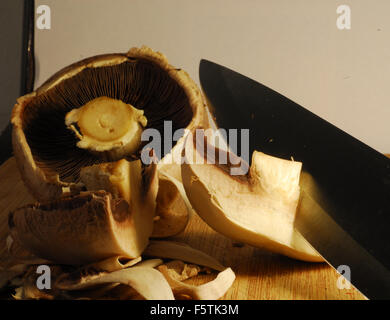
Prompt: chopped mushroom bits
<box><xmin>1</xmin><ymin>242</ymin><xmax>235</xmax><ymax>300</ymax></box>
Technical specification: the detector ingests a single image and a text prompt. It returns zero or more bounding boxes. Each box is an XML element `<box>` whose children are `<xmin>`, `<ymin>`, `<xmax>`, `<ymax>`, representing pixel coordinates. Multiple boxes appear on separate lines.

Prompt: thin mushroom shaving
<box><xmin>84</xmin><ymin>256</ymin><xmax>142</xmax><ymax>273</ymax></box>
<box><xmin>133</xmin><ymin>259</ymin><xmax>164</xmax><ymax>269</ymax></box>
<box><xmin>158</xmin><ymin>265</ymin><xmax>236</xmax><ymax>300</ymax></box>
<box><xmin>1</xmin><ymin>242</ymin><xmax>236</xmax><ymax>300</ymax></box>
<box><xmin>55</xmin><ymin>266</ymin><xmax>175</xmax><ymax>300</ymax></box>
<box><xmin>144</xmin><ymin>240</ymin><xmax>226</xmax><ymax>271</ymax></box>
<box><xmin>152</xmin><ymin>173</ymin><xmax>190</xmax><ymax>238</ymax></box>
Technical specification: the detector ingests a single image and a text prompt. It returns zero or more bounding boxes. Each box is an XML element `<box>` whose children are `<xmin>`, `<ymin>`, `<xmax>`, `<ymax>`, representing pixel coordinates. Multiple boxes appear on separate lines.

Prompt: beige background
<box><xmin>35</xmin><ymin>0</ymin><xmax>390</xmax><ymax>152</ymax></box>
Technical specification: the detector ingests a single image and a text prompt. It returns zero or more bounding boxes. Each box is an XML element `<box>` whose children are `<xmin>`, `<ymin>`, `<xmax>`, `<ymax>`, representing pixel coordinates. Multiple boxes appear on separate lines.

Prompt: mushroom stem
<box><xmin>65</xmin><ymin>96</ymin><xmax>147</xmax><ymax>160</ymax></box>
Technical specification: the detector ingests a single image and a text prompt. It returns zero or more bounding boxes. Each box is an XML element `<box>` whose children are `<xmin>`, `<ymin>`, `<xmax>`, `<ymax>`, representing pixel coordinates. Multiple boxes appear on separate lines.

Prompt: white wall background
<box><xmin>35</xmin><ymin>0</ymin><xmax>390</xmax><ymax>152</ymax></box>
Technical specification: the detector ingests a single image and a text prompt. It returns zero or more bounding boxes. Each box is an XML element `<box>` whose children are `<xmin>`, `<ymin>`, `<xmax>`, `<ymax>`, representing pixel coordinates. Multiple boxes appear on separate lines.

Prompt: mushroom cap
<box><xmin>11</xmin><ymin>46</ymin><xmax>207</xmax><ymax>201</ymax></box>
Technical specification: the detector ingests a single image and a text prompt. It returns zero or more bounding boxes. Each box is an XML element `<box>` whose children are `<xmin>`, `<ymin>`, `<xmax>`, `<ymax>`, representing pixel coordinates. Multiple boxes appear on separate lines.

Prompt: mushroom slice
<box><xmin>152</xmin><ymin>172</ymin><xmax>190</xmax><ymax>238</ymax></box>
<box><xmin>134</xmin><ymin>259</ymin><xmax>164</xmax><ymax>269</ymax></box>
<box><xmin>143</xmin><ymin>240</ymin><xmax>226</xmax><ymax>271</ymax></box>
<box><xmin>158</xmin><ymin>265</ymin><xmax>235</xmax><ymax>300</ymax></box>
<box><xmin>86</xmin><ymin>256</ymin><xmax>142</xmax><ymax>273</ymax></box>
<box><xmin>181</xmin><ymin>134</ymin><xmax>322</xmax><ymax>262</ymax></box>
<box><xmin>8</xmin><ymin>158</ymin><xmax>158</xmax><ymax>265</ymax></box>
<box><xmin>65</xmin><ymin>97</ymin><xmax>147</xmax><ymax>160</ymax></box>
<box><xmin>11</xmin><ymin>46</ymin><xmax>207</xmax><ymax>202</ymax></box>
<box><xmin>55</xmin><ymin>266</ymin><xmax>175</xmax><ymax>300</ymax></box>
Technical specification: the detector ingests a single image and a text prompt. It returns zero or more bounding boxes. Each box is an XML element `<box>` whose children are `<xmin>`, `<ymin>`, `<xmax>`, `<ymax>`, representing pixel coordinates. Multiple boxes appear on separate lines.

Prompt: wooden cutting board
<box><xmin>0</xmin><ymin>156</ymin><xmax>376</xmax><ymax>300</ymax></box>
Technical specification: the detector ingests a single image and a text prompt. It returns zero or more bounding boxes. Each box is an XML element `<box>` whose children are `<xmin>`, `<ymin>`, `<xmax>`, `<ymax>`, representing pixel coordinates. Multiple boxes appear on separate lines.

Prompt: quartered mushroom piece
<box><xmin>9</xmin><ymin>158</ymin><xmax>158</xmax><ymax>265</ymax></box>
<box><xmin>181</xmin><ymin>133</ymin><xmax>323</xmax><ymax>262</ymax></box>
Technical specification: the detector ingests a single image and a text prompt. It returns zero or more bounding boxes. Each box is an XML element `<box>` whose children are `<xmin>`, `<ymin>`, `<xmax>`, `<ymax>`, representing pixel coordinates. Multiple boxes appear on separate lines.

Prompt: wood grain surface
<box><xmin>2</xmin><ymin>156</ymin><xmax>385</xmax><ymax>300</ymax></box>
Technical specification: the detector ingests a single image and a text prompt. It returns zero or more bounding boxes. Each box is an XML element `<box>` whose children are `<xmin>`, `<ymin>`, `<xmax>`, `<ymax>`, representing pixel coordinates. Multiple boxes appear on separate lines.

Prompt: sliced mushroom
<box><xmin>143</xmin><ymin>240</ymin><xmax>226</xmax><ymax>271</ymax></box>
<box><xmin>8</xmin><ymin>158</ymin><xmax>158</xmax><ymax>265</ymax></box>
<box><xmin>11</xmin><ymin>46</ymin><xmax>208</xmax><ymax>201</ymax></box>
<box><xmin>158</xmin><ymin>265</ymin><xmax>235</xmax><ymax>300</ymax></box>
<box><xmin>152</xmin><ymin>172</ymin><xmax>190</xmax><ymax>238</ymax></box>
<box><xmin>133</xmin><ymin>259</ymin><xmax>164</xmax><ymax>269</ymax></box>
<box><xmin>85</xmin><ymin>256</ymin><xmax>142</xmax><ymax>273</ymax></box>
<box><xmin>181</xmin><ymin>133</ymin><xmax>323</xmax><ymax>262</ymax></box>
<box><xmin>55</xmin><ymin>266</ymin><xmax>175</xmax><ymax>300</ymax></box>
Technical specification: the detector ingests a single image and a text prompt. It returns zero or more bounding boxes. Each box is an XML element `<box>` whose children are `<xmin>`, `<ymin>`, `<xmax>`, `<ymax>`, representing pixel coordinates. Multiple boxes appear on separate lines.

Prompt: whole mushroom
<box><xmin>11</xmin><ymin>46</ymin><xmax>208</xmax><ymax>201</ymax></box>
<box><xmin>9</xmin><ymin>46</ymin><xmax>208</xmax><ymax>265</ymax></box>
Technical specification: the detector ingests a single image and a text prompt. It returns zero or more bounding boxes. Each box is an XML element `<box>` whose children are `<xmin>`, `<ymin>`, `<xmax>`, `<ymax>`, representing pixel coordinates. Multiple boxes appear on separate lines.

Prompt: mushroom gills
<box><xmin>181</xmin><ymin>135</ymin><xmax>322</xmax><ymax>262</ymax></box>
<box><xmin>66</xmin><ymin>96</ymin><xmax>147</xmax><ymax>161</ymax></box>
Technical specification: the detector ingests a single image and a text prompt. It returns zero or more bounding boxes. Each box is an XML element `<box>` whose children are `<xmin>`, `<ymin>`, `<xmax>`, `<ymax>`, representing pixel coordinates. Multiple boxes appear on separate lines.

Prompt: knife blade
<box><xmin>199</xmin><ymin>59</ymin><xmax>390</xmax><ymax>299</ymax></box>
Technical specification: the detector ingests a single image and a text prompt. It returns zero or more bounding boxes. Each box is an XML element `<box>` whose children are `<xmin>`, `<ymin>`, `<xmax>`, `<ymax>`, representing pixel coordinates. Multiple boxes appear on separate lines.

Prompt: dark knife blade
<box><xmin>199</xmin><ymin>59</ymin><xmax>390</xmax><ymax>299</ymax></box>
